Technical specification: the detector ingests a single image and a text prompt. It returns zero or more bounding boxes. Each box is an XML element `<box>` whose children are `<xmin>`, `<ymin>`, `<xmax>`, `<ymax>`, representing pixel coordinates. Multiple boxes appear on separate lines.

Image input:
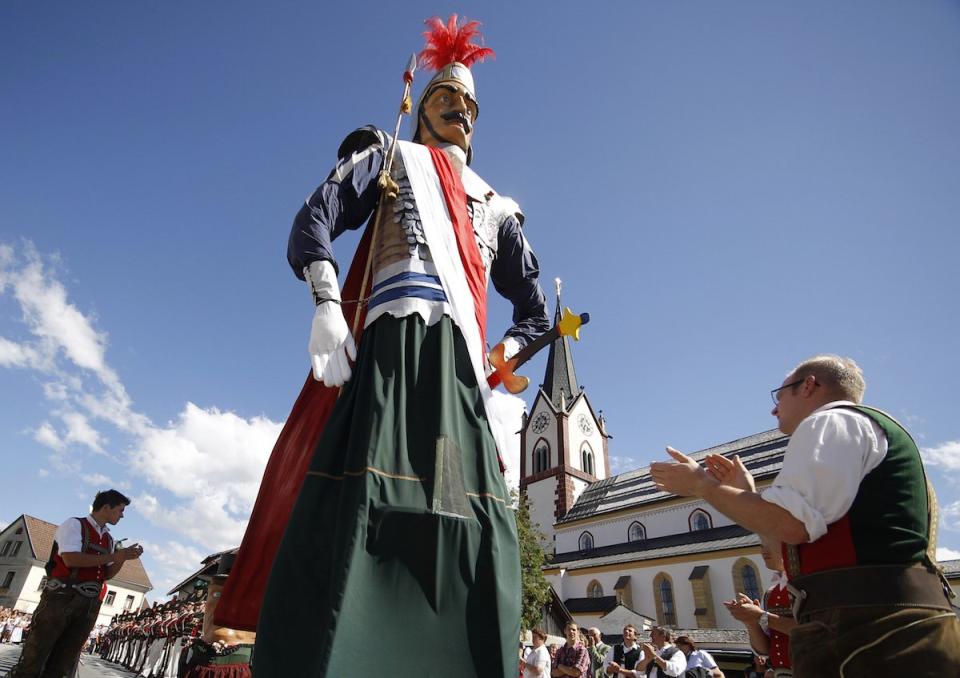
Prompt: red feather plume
<box><xmin>419</xmin><ymin>14</ymin><xmax>495</xmax><ymax>70</ymax></box>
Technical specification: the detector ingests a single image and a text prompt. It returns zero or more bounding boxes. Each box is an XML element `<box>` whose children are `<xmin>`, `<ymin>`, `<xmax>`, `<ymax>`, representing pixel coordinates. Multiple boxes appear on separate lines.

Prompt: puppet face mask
<box><xmin>417</xmin><ymin>82</ymin><xmax>478</xmax><ymax>154</ymax></box>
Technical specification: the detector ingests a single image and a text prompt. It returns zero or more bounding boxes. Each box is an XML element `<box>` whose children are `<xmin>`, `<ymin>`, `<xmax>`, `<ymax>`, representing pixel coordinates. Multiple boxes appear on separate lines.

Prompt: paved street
<box><xmin>0</xmin><ymin>644</ymin><xmax>137</xmax><ymax>677</ymax></box>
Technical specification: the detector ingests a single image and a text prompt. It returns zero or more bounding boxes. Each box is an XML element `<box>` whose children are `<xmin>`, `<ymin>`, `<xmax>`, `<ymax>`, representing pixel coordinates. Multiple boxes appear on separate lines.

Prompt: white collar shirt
<box><xmin>760</xmin><ymin>401</ymin><xmax>888</xmax><ymax>543</ymax></box>
<box><xmin>685</xmin><ymin>649</ymin><xmax>718</xmax><ymax>670</ymax></box>
<box><xmin>54</xmin><ymin>515</ymin><xmax>111</xmax><ymax>555</ymax></box>
<box><xmin>648</xmin><ymin>643</ymin><xmax>687</xmax><ymax>678</ymax></box>
<box><xmin>770</xmin><ymin>570</ymin><xmax>788</xmax><ymax>591</ymax></box>
<box><xmin>602</xmin><ymin>641</ymin><xmax>644</xmax><ymax>672</ymax></box>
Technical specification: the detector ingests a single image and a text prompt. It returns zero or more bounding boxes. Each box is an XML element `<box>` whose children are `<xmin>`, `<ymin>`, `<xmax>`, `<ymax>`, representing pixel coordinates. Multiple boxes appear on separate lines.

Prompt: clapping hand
<box><xmin>723</xmin><ymin>592</ymin><xmax>762</xmax><ymax>623</ymax></box>
<box><xmin>704</xmin><ymin>454</ymin><xmax>756</xmax><ymax>492</ymax></box>
<box><xmin>650</xmin><ymin>447</ymin><xmax>711</xmax><ymax>497</ymax></box>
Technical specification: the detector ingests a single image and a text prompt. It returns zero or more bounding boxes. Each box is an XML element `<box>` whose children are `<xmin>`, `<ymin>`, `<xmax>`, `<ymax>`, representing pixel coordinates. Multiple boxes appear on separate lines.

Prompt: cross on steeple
<box><xmin>542</xmin><ymin>279</ymin><xmax>579</xmax><ymax>411</ymax></box>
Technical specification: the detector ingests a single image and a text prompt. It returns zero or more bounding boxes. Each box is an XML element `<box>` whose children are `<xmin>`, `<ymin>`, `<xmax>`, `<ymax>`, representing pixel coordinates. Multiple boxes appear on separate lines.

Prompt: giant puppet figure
<box><xmin>216</xmin><ymin>16</ymin><xmax>550</xmax><ymax>677</ymax></box>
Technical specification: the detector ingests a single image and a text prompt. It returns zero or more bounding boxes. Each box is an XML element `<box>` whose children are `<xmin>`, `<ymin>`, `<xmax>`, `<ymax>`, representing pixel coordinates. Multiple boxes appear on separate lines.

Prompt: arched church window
<box><xmin>689</xmin><ymin>509</ymin><xmax>713</xmax><ymax>532</ymax></box>
<box><xmin>740</xmin><ymin>563</ymin><xmax>760</xmax><ymax>602</ymax></box>
<box><xmin>580</xmin><ymin>442</ymin><xmax>595</xmax><ymax>476</ymax></box>
<box><xmin>579</xmin><ymin>531</ymin><xmax>594</xmax><ymax>552</ymax></box>
<box><xmin>731</xmin><ymin>557</ymin><xmax>764</xmax><ymax>604</ymax></box>
<box><xmin>533</xmin><ymin>440</ymin><xmax>550</xmax><ymax>474</ymax></box>
<box><xmin>653</xmin><ymin>573</ymin><xmax>677</xmax><ymax>627</ymax></box>
<box><xmin>587</xmin><ymin>580</ymin><xmax>604</xmax><ymax>598</ymax></box>
<box><xmin>628</xmin><ymin>521</ymin><xmax>646</xmax><ymax>542</ymax></box>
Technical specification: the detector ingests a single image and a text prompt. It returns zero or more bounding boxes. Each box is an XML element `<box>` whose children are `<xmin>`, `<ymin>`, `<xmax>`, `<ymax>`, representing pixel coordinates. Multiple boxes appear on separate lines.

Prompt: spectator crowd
<box><xmin>522</xmin><ymin>622</ymin><xmax>732</xmax><ymax>678</ymax></box>
<box><xmin>0</xmin><ymin>609</ymin><xmax>30</xmax><ymax>646</ymax></box>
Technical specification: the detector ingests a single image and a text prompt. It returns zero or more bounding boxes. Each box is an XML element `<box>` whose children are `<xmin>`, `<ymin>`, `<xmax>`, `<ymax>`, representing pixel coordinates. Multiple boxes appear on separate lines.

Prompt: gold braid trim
<box><xmin>466</xmin><ymin>491</ymin><xmax>507</xmax><ymax>505</ymax></box>
<box><xmin>306</xmin><ymin>467</ymin><xmax>425</xmax><ymax>482</ymax></box>
<box><xmin>305</xmin><ymin>469</ymin><xmax>508</xmax><ymax>505</ymax></box>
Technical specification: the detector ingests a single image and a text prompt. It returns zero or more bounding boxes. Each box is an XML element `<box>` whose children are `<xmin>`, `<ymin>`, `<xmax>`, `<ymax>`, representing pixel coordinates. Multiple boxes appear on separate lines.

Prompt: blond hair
<box><xmin>789</xmin><ymin>354</ymin><xmax>865</xmax><ymax>403</ymax></box>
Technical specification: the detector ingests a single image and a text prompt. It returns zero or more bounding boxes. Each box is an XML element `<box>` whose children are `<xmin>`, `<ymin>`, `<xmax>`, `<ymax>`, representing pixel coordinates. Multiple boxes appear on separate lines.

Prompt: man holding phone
<box><xmin>9</xmin><ymin>489</ymin><xmax>144</xmax><ymax>678</ymax></box>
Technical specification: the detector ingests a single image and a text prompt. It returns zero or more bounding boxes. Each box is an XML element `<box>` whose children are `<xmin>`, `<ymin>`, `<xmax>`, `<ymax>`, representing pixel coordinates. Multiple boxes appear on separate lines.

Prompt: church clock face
<box><xmin>577</xmin><ymin>413</ymin><xmax>593</xmax><ymax>435</ymax></box>
<box><xmin>532</xmin><ymin>412</ymin><xmax>550</xmax><ymax>433</ymax></box>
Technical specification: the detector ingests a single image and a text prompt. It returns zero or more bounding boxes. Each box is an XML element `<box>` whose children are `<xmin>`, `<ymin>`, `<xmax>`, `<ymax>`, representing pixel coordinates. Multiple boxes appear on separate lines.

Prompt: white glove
<box><xmin>500</xmin><ymin>336</ymin><xmax>521</xmax><ymax>360</ymax></box>
<box><xmin>304</xmin><ymin>261</ymin><xmax>357</xmax><ymax>386</ymax></box>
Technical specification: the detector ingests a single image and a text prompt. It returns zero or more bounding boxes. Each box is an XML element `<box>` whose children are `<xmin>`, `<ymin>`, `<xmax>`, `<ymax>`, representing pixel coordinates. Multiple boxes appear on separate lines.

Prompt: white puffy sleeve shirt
<box><xmin>651</xmin><ymin>645</ymin><xmax>687</xmax><ymax>678</ymax></box>
<box><xmin>54</xmin><ymin>516</ymin><xmax>112</xmax><ymax>560</ymax></box>
<box><xmin>761</xmin><ymin>401</ymin><xmax>888</xmax><ymax>542</ymax></box>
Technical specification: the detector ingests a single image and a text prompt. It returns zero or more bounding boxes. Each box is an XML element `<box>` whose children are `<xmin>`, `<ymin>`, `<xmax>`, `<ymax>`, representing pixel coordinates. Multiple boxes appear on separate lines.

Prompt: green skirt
<box><xmin>254</xmin><ymin>315</ymin><xmax>521</xmax><ymax>677</ymax></box>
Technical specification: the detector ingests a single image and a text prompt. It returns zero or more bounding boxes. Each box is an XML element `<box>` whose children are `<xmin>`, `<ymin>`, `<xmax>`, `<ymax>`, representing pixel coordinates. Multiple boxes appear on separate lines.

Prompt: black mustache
<box><xmin>441</xmin><ymin>111</ymin><xmax>472</xmax><ymax>132</ymax></box>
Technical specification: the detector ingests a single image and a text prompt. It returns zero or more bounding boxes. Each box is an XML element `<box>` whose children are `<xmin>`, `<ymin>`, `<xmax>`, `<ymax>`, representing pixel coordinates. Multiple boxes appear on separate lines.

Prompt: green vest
<box><xmin>792</xmin><ymin>405</ymin><xmax>929</xmax><ymax>574</ymax></box>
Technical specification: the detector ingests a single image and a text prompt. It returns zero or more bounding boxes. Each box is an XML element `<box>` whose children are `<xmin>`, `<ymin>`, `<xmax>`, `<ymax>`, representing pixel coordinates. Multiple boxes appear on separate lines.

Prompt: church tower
<box><xmin>519</xmin><ymin>281</ymin><xmax>610</xmax><ymax>553</ymax></box>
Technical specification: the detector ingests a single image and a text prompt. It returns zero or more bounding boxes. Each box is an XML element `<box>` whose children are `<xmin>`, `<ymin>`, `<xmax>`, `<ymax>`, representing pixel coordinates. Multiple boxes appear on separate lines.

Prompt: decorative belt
<box><xmin>786</xmin><ymin>564</ymin><xmax>953</xmax><ymax>622</ymax></box>
<box><xmin>45</xmin><ymin>578</ymin><xmax>102</xmax><ymax>599</ymax></box>
<box><xmin>191</xmin><ymin>640</ymin><xmax>254</xmax><ymax>666</ymax></box>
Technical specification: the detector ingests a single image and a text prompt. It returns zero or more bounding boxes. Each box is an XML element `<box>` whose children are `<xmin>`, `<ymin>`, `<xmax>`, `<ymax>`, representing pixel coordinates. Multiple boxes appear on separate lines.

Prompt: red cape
<box><xmin>213</xmin><ymin>225</ymin><xmax>372</xmax><ymax>630</ymax></box>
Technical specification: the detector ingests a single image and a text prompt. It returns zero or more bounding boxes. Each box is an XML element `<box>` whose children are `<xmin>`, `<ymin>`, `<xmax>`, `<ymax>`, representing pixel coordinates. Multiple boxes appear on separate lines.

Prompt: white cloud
<box><xmin>137</xmin><ymin>539</ymin><xmax>208</xmax><ymax>598</ymax></box>
<box><xmin>0</xmin><ymin>336</ymin><xmax>44</xmax><ymax>368</ymax></box>
<box><xmin>921</xmin><ymin>440</ymin><xmax>960</xmax><ymax>472</ymax></box>
<box><xmin>2</xmin><ymin>246</ymin><xmax>110</xmax><ymax>374</ymax></box>
<box><xmin>903</xmin><ymin>412</ymin><xmax>926</xmax><ymax>427</ymax></box>
<box><xmin>0</xmin><ymin>243</ymin><xmax>147</xmax><ymax>440</ymax></box>
<box><xmin>132</xmin><ymin>402</ymin><xmax>281</xmax><ymax>508</ymax></box>
<box><xmin>2</xmin><ymin>242</ymin><xmax>284</xmax><ymax>558</ymax></box>
<box><xmin>34</xmin><ymin>422</ymin><xmax>64</xmax><ymax>450</ymax></box>
<box><xmin>42</xmin><ymin>381</ymin><xmax>70</xmax><ymax>401</ymax></box>
<box><xmin>941</xmin><ymin>501</ymin><xmax>960</xmax><ymax>532</ymax></box>
<box><xmin>46</xmin><ymin>451</ymin><xmax>81</xmax><ymax>474</ymax></box>
<box><xmin>610</xmin><ymin>456</ymin><xmax>639</xmax><ymax>475</ymax></box>
<box><xmin>81</xmin><ymin>473</ymin><xmax>113</xmax><ymax>486</ymax></box>
<box><xmin>937</xmin><ymin>546</ymin><xmax>960</xmax><ymax>561</ymax></box>
<box><xmin>37</xmin><ymin>468</ymin><xmax>49</xmax><ymax>478</ymax></box>
<box><xmin>61</xmin><ymin>411</ymin><xmax>105</xmax><ymax>453</ymax></box>
<box><xmin>137</xmin><ymin>493</ymin><xmax>250</xmax><ymax>554</ymax></box>
<box><xmin>128</xmin><ymin>403</ymin><xmax>282</xmax><ymax>552</ymax></box>
<box><xmin>0</xmin><ymin>243</ymin><xmax>12</xmax><ymax>286</ymax></box>
<box><xmin>143</xmin><ymin>540</ymin><xmax>207</xmax><ymax>571</ymax></box>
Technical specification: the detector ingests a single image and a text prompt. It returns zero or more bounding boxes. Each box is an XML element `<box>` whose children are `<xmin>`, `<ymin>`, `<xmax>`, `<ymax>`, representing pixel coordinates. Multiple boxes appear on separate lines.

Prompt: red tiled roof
<box><xmin>109</xmin><ymin>558</ymin><xmax>153</xmax><ymax>591</ymax></box>
<box><xmin>20</xmin><ymin>514</ymin><xmax>152</xmax><ymax>591</ymax></box>
<box><xmin>23</xmin><ymin>515</ymin><xmax>57</xmax><ymax>561</ymax></box>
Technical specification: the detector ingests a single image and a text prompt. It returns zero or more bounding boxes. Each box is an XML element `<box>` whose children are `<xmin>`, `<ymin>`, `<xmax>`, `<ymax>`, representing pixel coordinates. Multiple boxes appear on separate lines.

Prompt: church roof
<box><xmin>550</xmin><ymin>523</ymin><xmax>757</xmax><ymax>571</ymax></box>
<box><xmin>564</xmin><ymin>595</ymin><xmax>619</xmax><ymax>614</ymax></box>
<box><xmin>942</xmin><ymin>560</ymin><xmax>960</xmax><ymax>579</ymax></box>
<box><xmin>557</xmin><ymin>429</ymin><xmax>788</xmax><ymax>525</ymax></box>
<box><xmin>542</xmin><ymin>298</ymin><xmax>580</xmax><ymax>411</ymax></box>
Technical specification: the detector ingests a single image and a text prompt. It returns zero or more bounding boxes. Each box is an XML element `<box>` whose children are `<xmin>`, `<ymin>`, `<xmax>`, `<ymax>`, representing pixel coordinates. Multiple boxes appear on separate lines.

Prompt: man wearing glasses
<box><xmin>650</xmin><ymin>354</ymin><xmax>960</xmax><ymax>676</ymax></box>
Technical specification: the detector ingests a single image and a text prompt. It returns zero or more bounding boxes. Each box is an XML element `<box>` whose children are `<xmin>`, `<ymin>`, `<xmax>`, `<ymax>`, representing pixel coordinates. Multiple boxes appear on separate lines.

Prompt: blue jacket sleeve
<box><xmin>490</xmin><ymin>215</ymin><xmax>550</xmax><ymax>349</ymax></box>
<box><xmin>287</xmin><ymin>127</ymin><xmax>386</xmax><ymax>279</ymax></box>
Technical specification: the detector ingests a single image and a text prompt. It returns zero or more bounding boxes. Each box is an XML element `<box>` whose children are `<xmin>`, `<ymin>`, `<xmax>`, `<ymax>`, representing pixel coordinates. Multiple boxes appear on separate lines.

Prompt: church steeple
<box><xmin>542</xmin><ymin>278</ymin><xmax>580</xmax><ymax>411</ymax></box>
<box><xmin>521</xmin><ymin>278</ymin><xmax>609</xmax><ymax>549</ymax></box>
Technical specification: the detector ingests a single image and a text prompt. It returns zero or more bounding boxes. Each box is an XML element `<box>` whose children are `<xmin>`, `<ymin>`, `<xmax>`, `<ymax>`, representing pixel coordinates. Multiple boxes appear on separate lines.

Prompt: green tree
<box><xmin>515</xmin><ymin>490</ymin><xmax>552</xmax><ymax>632</ymax></box>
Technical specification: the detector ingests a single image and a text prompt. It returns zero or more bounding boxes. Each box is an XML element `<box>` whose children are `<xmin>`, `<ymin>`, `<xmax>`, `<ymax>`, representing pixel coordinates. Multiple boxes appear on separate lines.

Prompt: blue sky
<box><xmin>2</xmin><ymin>1</ymin><xmax>959</xmax><ymax>597</ymax></box>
